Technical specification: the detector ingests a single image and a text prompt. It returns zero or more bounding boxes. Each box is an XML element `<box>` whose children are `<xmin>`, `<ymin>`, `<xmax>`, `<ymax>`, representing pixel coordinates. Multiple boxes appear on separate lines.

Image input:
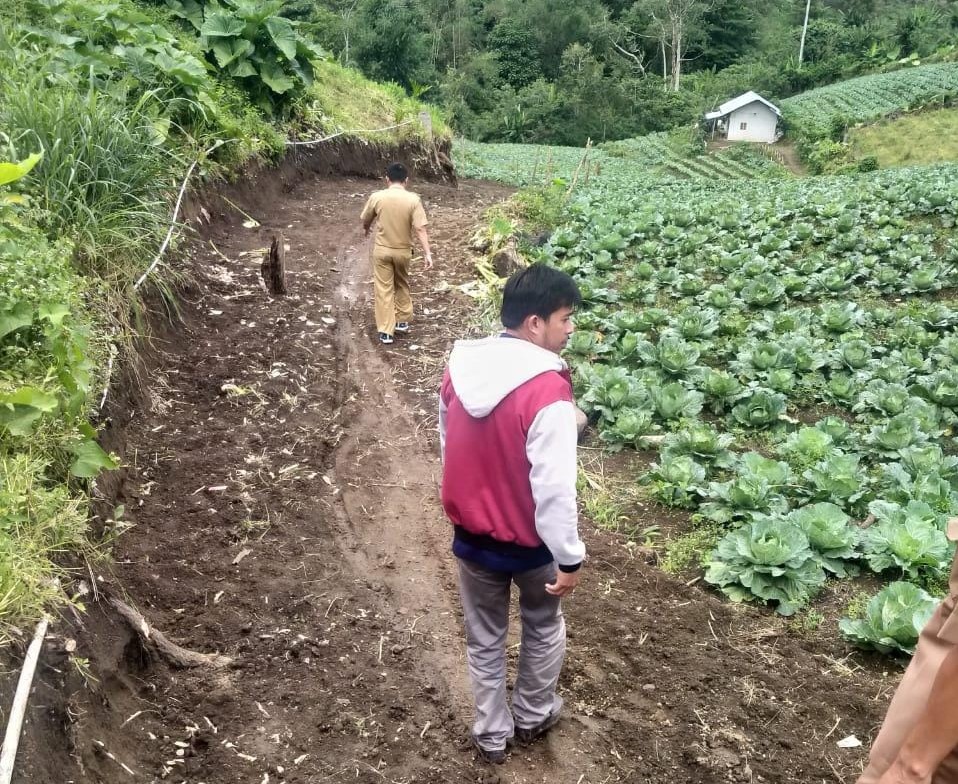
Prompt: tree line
<box><xmin>284</xmin><ymin>0</ymin><xmax>958</xmax><ymax>145</ymax></box>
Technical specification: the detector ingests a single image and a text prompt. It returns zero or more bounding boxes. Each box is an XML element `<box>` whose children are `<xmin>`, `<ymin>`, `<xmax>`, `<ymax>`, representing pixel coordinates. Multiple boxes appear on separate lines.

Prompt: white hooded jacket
<box><xmin>439</xmin><ymin>335</ymin><xmax>586</xmax><ymax>569</ymax></box>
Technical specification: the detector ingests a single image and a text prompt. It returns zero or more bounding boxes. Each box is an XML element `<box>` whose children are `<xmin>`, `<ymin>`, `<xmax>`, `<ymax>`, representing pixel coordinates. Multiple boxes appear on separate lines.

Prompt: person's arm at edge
<box><xmin>526</xmin><ymin>399</ymin><xmax>585</xmax><ymax>597</ymax></box>
<box><xmin>360</xmin><ymin>196</ymin><xmax>375</xmax><ymax>237</ymax></box>
<box><xmin>415</xmin><ymin>225</ymin><xmax>433</xmax><ymax>270</ymax></box>
<box><xmin>878</xmin><ymin>645</ymin><xmax>958</xmax><ymax>783</ymax></box>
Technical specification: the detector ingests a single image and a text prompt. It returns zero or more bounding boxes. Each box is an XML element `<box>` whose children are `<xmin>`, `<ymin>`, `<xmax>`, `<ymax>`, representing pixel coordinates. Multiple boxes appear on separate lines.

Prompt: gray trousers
<box><xmin>457</xmin><ymin>558</ymin><xmax>566</xmax><ymax>751</ymax></box>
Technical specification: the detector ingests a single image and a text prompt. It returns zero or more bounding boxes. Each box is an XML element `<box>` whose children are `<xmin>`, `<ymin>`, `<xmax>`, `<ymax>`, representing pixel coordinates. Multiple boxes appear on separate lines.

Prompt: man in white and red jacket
<box><xmin>439</xmin><ymin>264</ymin><xmax>586</xmax><ymax>764</ymax></box>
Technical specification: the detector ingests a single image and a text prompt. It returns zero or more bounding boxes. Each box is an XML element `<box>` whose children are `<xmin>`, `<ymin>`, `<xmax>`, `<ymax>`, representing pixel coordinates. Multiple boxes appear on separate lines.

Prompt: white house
<box><xmin>704</xmin><ymin>91</ymin><xmax>781</xmax><ymax>144</ymax></box>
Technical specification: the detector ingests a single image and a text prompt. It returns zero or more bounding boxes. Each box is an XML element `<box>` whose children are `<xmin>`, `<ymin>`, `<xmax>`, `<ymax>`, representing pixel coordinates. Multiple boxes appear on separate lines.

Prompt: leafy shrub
<box><xmin>839</xmin><ymin>581</ymin><xmax>939</xmax><ymax>655</ymax></box>
<box><xmin>165</xmin><ymin>0</ymin><xmax>327</xmax><ymax>112</ymax></box>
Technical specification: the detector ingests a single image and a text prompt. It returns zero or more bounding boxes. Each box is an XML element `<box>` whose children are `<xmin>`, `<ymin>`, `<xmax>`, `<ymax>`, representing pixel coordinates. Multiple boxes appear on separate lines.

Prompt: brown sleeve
<box><xmin>360</xmin><ymin>194</ymin><xmax>377</xmax><ymax>223</ymax></box>
<box><xmin>411</xmin><ymin>197</ymin><xmax>428</xmax><ymax>229</ymax></box>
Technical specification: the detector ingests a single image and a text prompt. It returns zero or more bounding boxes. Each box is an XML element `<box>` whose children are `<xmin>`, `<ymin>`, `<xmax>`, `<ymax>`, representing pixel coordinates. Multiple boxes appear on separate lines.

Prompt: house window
<box><xmin>739</xmin><ymin>122</ymin><xmax>748</xmax><ymax>131</ymax></box>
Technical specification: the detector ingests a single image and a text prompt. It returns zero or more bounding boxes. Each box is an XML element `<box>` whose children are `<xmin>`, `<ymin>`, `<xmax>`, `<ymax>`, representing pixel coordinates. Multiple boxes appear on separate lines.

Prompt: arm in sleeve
<box><xmin>412</xmin><ymin>198</ymin><xmax>428</xmax><ymax>229</ymax></box>
<box><xmin>526</xmin><ymin>400</ymin><xmax>585</xmax><ymax>571</ymax></box>
<box><xmin>360</xmin><ymin>196</ymin><xmax>376</xmax><ymax>230</ymax></box>
<box><xmin>887</xmin><ymin>644</ymin><xmax>958</xmax><ymax>780</ymax></box>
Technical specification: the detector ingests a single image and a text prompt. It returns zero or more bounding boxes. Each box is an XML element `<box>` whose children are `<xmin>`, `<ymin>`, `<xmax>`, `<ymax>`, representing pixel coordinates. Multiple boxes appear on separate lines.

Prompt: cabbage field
<box><xmin>781</xmin><ymin>62</ymin><xmax>958</xmax><ymax>139</ymax></box>
<box><xmin>454</xmin><ymin>131</ymin><xmax>788</xmax><ymax>188</ymax></box>
<box><xmin>460</xmin><ymin>137</ymin><xmax>958</xmax><ymax>654</ymax></box>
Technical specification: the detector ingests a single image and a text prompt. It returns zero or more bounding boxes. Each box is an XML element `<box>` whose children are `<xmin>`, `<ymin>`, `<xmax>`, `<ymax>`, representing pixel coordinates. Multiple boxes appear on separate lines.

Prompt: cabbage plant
<box><xmin>862</xmin><ymin>500</ymin><xmax>952</xmax><ymax>579</ymax></box>
<box><xmin>776</xmin><ymin>426</ymin><xmax>834</xmax><ymax>468</ymax></box>
<box><xmin>731</xmin><ymin>388</ymin><xmax>786</xmax><ymax>428</ymax></box>
<box><xmin>786</xmin><ymin>503</ymin><xmax>860</xmax><ymax>576</ymax></box>
<box><xmin>839</xmin><ymin>582</ymin><xmax>939</xmax><ymax>656</ymax></box>
<box><xmin>802</xmin><ymin>452</ymin><xmax>867</xmax><ymax>507</ymax></box>
<box><xmin>649</xmin><ymin>383</ymin><xmax>703</xmax><ymax>422</ymax></box>
<box><xmin>660</xmin><ymin>423</ymin><xmax>736</xmax><ymax>469</ymax></box>
<box><xmin>646</xmin><ymin>454</ymin><xmax>707</xmax><ymax>508</ymax></box>
<box><xmin>705</xmin><ymin>520</ymin><xmax>826</xmax><ymax>616</ymax></box>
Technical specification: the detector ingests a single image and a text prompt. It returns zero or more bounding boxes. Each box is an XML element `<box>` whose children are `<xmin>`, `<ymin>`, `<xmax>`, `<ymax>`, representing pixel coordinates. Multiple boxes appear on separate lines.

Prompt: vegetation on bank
<box><xmin>848</xmin><ymin>106</ymin><xmax>958</xmax><ymax>169</ymax></box>
<box><xmin>0</xmin><ymin>0</ymin><xmax>440</xmax><ymax>641</ymax></box>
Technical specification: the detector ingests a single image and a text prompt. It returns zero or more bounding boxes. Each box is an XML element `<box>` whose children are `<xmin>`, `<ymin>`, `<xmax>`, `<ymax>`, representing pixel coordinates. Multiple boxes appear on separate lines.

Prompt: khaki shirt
<box><xmin>361</xmin><ymin>186</ymin><xmax>428</xmax><ymax>251</ymax></box>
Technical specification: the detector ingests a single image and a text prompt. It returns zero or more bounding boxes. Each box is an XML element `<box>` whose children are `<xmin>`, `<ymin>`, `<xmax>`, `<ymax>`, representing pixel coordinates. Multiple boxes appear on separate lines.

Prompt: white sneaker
<box><xmin>378</xmin><ymin>332</ymin><xmax>394</xmax><ymax>345</ymax></box>
<box><xmin>395</xmin><ymin>322</ymin><xmax>410</xmax><ymax>333</ymax></box>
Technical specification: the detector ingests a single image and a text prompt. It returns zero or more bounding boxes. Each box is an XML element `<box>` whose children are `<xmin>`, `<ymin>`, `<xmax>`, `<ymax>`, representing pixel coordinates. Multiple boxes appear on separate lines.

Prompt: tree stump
<box><xmin>491</xmin><ymin>239</ymin><xmax>521</xmax><ymax>278</ymax></box>
<box><xmin>261</xmin><ymin>234</ymin><xmax>287</xmax><ymax>296</ymax></box>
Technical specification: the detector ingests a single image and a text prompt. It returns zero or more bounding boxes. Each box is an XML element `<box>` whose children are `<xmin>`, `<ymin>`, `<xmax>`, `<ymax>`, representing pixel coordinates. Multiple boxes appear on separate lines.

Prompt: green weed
<box><xmin>661</xmin><ymin>523</ymin><xmax>724</xmax><ymax>575</ymax></box>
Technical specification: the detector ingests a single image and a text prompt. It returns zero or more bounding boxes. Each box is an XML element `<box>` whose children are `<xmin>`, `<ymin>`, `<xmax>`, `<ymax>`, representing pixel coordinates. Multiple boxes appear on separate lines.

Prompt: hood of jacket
<box><xmin>447</xmin><ymin>335</ymin><xmax>567</xmax><ymax>418</ymax></box>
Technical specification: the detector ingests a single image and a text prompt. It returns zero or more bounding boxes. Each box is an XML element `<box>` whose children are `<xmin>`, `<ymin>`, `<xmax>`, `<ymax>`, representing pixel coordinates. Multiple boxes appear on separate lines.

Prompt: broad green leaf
<box><xmin>232</xmin><ymin>0</ymin><xmax>284</xmax><ymax>25</ymax></box>
<box><xmin>265</xmin><ymin>16</ymin><xmax>297</xmax><ymax>60</ymax></box>
<box><xmin>0</xmin><ymin>303</ymin><xmax>34</xmax><ymax>341</ymax></box>
<box><xmin>37</xmin><ymin>302</ymin><xmax>70</xmax><ymax>326</ymax></box>
<box><xmin>0</xmin><ymin>387</ymin><xmax>58</xmax><ymax>436</ymax></box>
<box><xmin>70</xmin><ymin>439</ymin><xmax>119</xmax><ymax>478</ymax></box>
<box><xmin>258</xmin><ymin>63</ymin><xmax>296</xmax><ymax>94</ymax></box>
<box><xmin>211</xmin><ymin>38</ymin><xmax>254</xmax><ymax>67</ymax></box>
<box><xmin>229</xmin><ymin>59</ymin><xmax>258</xmax><ymax>78</ymax></box>
<box><xmin>200</xmin><ymin>11</ymin><xmax>246</xmax><ymax>38</ymax></box>
<box><xmin>0</xmin><ymin>153</ymin><xmax>43</xmax><ymax>187</ymax></box>
<box><xmin>151</xmin><ymin>50</ymin><xmax>208</xmax><ymax>88</ymax></box>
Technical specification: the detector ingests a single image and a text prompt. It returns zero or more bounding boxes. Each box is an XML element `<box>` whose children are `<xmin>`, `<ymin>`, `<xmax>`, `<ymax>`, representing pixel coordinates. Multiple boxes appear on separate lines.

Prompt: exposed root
<box><xmin>109</xmin><ymin>597</ymin><xmax>232</xmax><ymax>669</ymax></box>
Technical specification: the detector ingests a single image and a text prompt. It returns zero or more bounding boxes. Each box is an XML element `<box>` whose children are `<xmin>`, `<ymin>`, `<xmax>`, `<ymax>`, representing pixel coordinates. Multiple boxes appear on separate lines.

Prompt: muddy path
<box><xmin>36</xmin><ymin>171</ymin><xmax>903</xmax><ymax>784</ymax></box>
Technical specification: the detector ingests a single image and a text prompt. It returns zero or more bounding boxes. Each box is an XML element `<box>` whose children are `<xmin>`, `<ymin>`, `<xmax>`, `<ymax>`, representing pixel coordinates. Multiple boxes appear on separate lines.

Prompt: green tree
<box><xmin>488</xmin><ymin>19</ymin><xmax>541</xmax><ymax>88</ymax></box>
<box><xmin>696</xmin><ymin>0</ymin><xmax>757</xmax><ymax>71</ymax></box>
<box><xmin>353</xmin><ymin>0</ymin><xmax>435</xmax><ymax>88</ymax></box>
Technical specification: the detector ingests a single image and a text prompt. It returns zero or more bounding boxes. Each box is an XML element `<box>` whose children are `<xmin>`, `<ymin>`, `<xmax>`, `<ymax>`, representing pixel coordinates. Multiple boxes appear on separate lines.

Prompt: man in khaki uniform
<box><xmin>857</xmin><ymin>519</ymin><xmax>958</xmax><ymax>784</ymax></box>
<box><xmin>360</xmin><ymin>162</ymin><xmax>433</xmax><ymax>345</ymax></box>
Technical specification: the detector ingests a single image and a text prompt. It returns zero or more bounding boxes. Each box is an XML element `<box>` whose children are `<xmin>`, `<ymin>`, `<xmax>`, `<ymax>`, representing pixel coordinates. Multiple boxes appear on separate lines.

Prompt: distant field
<box><xmin>781</xmin><ymin>62</ymin><xmax>958</xmax><ymax>138</ymax></box>
<box><xmin>849</xmin><ymin>106</ymin><xmax>958</xmax><ymax>167</ymax></box>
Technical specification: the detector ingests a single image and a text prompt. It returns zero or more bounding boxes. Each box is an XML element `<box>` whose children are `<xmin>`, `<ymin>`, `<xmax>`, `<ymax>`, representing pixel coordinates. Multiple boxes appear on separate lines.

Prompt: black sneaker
<box><xmin>394</xmin><ymin>322</ymin><xmax>410</xmax><ymax>333</ymax></box>
<box><xmin>378</xmin><ymin>332</ymin><xmax>394</xmax><ymax>345</ymax></box>
<box><xmin>515</xmin><ymin>710</ymin><xmax>562</xmax><ymax>745</ymax></box>
<box><xmin>471</xmin><ymin>738</ymin><xmax>506</xmax><ymax>765</ymax></box>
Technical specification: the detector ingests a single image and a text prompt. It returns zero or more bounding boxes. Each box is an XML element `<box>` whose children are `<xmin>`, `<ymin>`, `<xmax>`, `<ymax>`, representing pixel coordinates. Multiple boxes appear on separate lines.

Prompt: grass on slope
<box><xmin>848</xmin><ymin>106</ymin><xmax>958</xmax><ymax>168</ymax></box>
<box><xmin>305</xmin><ymin>61</ymin><xmax>449</xmax><ymax>140</ymax></box>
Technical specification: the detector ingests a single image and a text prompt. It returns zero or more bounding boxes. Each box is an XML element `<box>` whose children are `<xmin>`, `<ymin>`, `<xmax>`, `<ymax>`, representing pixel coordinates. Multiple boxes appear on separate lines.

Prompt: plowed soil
<box><xmin>11</xmin><ymin>171</ymin><xmax>904</xmax><ymax>784</ymax></box>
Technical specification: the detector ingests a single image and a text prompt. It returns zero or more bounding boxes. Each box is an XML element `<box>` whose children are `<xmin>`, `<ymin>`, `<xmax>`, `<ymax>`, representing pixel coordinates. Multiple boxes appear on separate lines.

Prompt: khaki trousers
<box><xmin>372</xmin><ymin>248</ymin><xmax>412</xmax><ymax>336</ymax></box>
<box><xmin>858</xmin><ymin>542</ymin><xmax>958</xmax><ymax>784</ymax></box>
<box><xmin>457</xmin><ymin>558</ymin><xmax>566</xmax><ymax>752</ymax></box>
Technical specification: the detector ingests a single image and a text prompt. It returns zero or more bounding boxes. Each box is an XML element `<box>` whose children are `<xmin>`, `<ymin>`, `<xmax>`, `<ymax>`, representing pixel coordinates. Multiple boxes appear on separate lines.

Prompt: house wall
<box><xmin>726</xmin><ymin>102</ymin><xmax>778</xmax><ymax>143</ymax></box>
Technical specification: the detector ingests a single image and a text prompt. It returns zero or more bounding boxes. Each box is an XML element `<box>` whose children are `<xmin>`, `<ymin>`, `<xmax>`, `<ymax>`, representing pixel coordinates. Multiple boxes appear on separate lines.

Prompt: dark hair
<box><xmin>386</xmin><ymin>162</ymin><xmax>408</xmax><ymax>182</ymax></box>
<box><xmin>500</xmin><ymin>264</ymin><xmax>582</xmax><ymax>329</ymax></box>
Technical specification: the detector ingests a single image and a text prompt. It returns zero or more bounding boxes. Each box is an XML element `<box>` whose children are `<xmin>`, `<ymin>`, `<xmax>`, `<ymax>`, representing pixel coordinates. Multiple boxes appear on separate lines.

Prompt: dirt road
<box><xmin>33</xmin><ymin>171</ymin><xmax>900</xmax><ymax>784</ymax></box>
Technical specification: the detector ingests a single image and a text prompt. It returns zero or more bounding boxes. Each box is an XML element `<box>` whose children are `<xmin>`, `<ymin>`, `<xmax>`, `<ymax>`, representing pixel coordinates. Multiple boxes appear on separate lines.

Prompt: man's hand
<box><xmin>423</xmin><ymin>251</ymin><xmax>434</xmax><ymax>270</ymax></box>
<box><xmin>363</xmin><ymin>224</ymin><xmax>371</xmax><ymax>237</ymax></box>
<box><xmin>546</xmin><ymin>569</ymin><xmax>580</xmax><ymax>597</ymax></box>
<box><xmin>875</xmin><ymin>760</ymin><xmax>931</xmax><ymax>784</ymax></box>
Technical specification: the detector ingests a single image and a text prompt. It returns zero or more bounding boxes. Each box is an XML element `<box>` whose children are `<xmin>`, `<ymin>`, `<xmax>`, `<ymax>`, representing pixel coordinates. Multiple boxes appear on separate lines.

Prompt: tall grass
<box><xmin>0</xmin><ymin>454</ymin><xmax>91</xmax><ymax>644</ymax></box>
<box><xmin>0</xmin><ymin>65</ymin><xmax>178</xmax><ymax>288</ymax></box>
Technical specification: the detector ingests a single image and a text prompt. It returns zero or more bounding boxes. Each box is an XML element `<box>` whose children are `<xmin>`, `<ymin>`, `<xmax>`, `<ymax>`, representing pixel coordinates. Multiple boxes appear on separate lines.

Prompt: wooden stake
<box><xmin>261</xmin><ymin>235</ymin><xmax>287</xmax><ymax>296</ymax></box>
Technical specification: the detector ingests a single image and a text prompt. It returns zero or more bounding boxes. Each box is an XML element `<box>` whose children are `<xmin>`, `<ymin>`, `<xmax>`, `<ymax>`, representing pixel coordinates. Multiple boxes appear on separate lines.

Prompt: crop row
<box><xmin>782</xmin><ymin>62</ymin><xmax>958</xmax><ymax>138</ymax></box>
